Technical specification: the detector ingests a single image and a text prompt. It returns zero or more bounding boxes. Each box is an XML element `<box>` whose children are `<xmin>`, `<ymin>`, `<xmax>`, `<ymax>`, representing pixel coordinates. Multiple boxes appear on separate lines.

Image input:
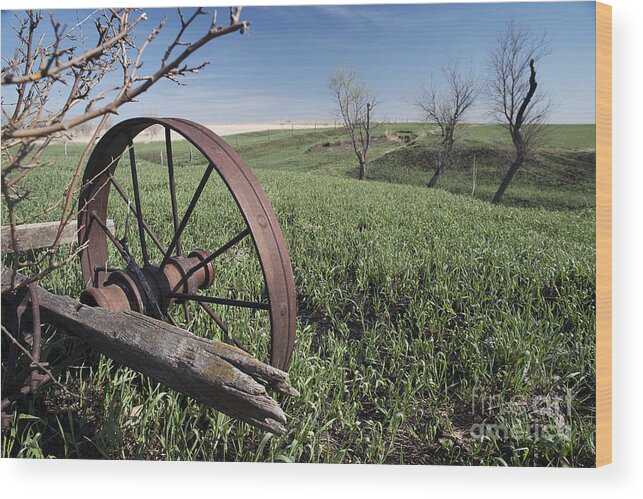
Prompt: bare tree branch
<box><xmin>1</xmin><ymin>13</ymin><xmax>146</xmax><ymax>85</ymax></box>
<box><xmin>3</xmin><ymin>9</ymin><xmax>250</xmax><ymax>140</ymax></box>
<box><xmin>2</xmin><ymin>6</ymin><xmax>250</xmax><ymax>291</ymax></box>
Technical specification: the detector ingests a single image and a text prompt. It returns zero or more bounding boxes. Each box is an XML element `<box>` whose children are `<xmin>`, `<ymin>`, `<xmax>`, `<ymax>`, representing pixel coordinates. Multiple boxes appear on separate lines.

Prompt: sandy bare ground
<box><xmin>204</xmin><ymin>121</ymin><xmax>335</xmax><ymax>137</ymax></box>
<box><xmin>66</xmin><ymin>121</ymin><xmax>337</xmax><ymax>143</ymax></box>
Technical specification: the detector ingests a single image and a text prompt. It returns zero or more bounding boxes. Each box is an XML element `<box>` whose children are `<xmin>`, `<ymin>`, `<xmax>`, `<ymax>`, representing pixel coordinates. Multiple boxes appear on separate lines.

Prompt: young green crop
<box><xmin>1</xmin><ymin>124</ymin><xmax>596</xmax><ymax>466</ymax></box>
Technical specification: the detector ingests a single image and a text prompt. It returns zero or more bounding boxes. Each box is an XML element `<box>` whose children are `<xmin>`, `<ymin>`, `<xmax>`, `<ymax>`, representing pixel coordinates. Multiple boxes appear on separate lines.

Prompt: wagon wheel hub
<box><xmin>80</xmin><ymin>250</ymin><xmax>215</xmax><ymax>319</ymax></box>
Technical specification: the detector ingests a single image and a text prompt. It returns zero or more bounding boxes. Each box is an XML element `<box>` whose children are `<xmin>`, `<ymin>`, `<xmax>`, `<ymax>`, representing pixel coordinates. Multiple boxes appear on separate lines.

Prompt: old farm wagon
<box><xmin>2</xmin><ymin>118</ymin><xmax>298</xmax><ymax>434</ymax></box>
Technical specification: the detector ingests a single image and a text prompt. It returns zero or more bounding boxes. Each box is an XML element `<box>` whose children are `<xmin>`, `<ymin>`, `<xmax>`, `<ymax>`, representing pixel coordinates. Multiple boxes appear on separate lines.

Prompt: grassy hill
<box><xmin>2</xmin><ymin>124</ymin><xmax>596</xmax><ymax>466</ymax></box>
<box><xmin>227</xmin><ymin>123</ymin><xmax>595</xmax><ymax>210</ymax></box>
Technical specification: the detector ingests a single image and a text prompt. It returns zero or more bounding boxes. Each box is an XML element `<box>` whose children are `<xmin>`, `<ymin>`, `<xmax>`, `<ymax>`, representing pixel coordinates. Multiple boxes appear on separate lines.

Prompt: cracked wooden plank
<box><xmin>2</xmin><ymin>269</ymin><xmax>298</xmax><ymax>434</ymax></box>
<box><xmin>1</xmin><ymin>220</ymin><xmax>114</xmax><ymax>253</ymax></box>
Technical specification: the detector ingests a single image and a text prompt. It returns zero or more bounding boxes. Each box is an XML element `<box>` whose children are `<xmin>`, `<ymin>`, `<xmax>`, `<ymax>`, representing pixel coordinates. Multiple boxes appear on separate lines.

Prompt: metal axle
<box><xmin>80</xmin><ymin>250</ymin><xmax>214</xmax><ymax>317</ymax></box>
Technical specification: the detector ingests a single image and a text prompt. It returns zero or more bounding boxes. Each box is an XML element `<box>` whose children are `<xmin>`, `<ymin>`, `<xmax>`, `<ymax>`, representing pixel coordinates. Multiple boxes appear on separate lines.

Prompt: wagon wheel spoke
<box><xmin>168</xmin><ymin>292</ymin><xmax>270</xmax><ymax>311</ymax></box>
<box><xmin>165</xmin><ymin>310</ymin><xmax>179</xmax><ymax>327</ymax></box>
<box><xmin>197</xmin><ymin>301</ymin><xmax>230</xmax><ymax>338</ymax></box>
<box><xmin>164</xmin><ymin>127</ymin><xmax>191</xmax><ymax>323</ymax></box>
<box><xmin>165</xmin><ymin>126</ymin><xmax>182</xmax><ymax>257</ymax></box>
<box><xmin>107</xmin><ymin>173</ymin><xmax>167</xmax><ymax>254</ymax></box>
<box><xmin>170</xmin><ymin>227</ymin><xmax>251</xmax><ymax>294</ymax></box>
<box><xmin>181</xmin><ymin>299</ymin><xmax>192</xmax><ymax>324</ymax></box>
<box><xmin>127</xmin><ymin>139</ymin><xmax>149</xmax><ymax>266</ymax></box>
<box><xmin>160</xmin><ymin>161</ymin><xmax>215</xmax><ymax>270</ymax></box>
<box><xmin>88</xmin><ymin>212</ymin><xmax>131</xmax><ymax>264</ymax></box>
<box><xmin>173</xmin><ymin>299</ymin><xmax>249</xmax><ymax>354</ymax></box>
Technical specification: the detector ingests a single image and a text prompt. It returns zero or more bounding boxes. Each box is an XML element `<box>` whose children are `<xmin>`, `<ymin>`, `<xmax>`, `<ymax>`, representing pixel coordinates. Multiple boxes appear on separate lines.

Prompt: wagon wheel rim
<box><xmin>77</xmin><ymin>117</ymin><xmax>297</xmax><ymax>371</ymax></box>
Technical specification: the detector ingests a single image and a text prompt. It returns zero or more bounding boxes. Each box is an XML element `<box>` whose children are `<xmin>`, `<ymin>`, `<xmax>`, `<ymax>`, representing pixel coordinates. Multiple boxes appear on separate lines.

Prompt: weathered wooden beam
<box><xmin>2</xmin><ymin>270</ymin><xmax>298</xmax><ymax>434</ymax></box>
<box><xmin>1</xmin><ymin>220</ymin><xmax>115</xmax><ymax>253</ymax></box>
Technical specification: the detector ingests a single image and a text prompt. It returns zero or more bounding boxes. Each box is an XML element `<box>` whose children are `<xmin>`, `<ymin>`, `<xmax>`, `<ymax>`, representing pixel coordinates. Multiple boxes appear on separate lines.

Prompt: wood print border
<box><xmin>596</xmin><ymin>1</ymin><xmax>612</xmax><ymax>467</ymax></box>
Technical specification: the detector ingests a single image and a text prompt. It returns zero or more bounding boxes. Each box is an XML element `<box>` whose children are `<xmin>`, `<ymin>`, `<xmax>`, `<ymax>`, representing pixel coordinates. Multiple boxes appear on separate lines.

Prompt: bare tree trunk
<box><xmin>358</xmin><ymin>156</ymin><xmax>367</xmax><ymax>180</ymax></box>
<box><xmin>428</xmin><ymin>138</ymin><xmax>453</xmax><ymax>188</ymax></box>
<box><xmin>427</xmin><ymin>161</ymin><xmax>445</xmax><ymax>187</ymax></box>
<box><xmin>357</xmin><ymin>102</ymin><xmax>372</xmax><ymax>181</ymax></box>
<box><xmin>492</xmin><ymin>151</ymin><xmax>525</xmax><ymax>204</ymax></box>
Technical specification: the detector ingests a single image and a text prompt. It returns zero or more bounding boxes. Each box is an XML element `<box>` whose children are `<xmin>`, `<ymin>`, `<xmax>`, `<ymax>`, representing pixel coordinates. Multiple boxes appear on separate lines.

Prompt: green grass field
<box><xmin>1</xmin><ymin>123</ymin><xmax>596</xmax><ymax>466</ymax></box>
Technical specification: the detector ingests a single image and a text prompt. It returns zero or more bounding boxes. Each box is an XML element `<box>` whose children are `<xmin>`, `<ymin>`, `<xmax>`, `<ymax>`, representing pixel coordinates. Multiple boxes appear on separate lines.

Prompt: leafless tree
<box><xmin>328</xmin><ymin>66</ymin><xmax>375</xmax><ymax>180</ymax></box>
<box><xmin>415</xmin><ymin>62</ymin><xmax>477</xmax><ymax>188</ymax></box>
<box><xmin>488</xmin><ymin>21</ymin><xmax>551</xmax><ymax>204</ymax></box>
<box><xmin>1</xmin><ymin>7</ymin><xmax>249</xmax><ymax>293</ymax></box>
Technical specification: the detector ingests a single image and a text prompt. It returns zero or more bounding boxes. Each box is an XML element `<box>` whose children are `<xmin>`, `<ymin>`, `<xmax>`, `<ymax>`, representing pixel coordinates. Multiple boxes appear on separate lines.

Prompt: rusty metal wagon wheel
<box><xmin>77</xmin><ymin>117</ymin><xmax>296</xmax><ymax>371</ymax></box>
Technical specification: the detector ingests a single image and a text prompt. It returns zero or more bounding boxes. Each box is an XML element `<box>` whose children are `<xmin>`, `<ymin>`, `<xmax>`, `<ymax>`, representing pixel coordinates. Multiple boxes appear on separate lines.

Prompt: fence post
<box><xmin>472</xmin><ymin>154</ymin><xmax>477</xmax><ymax>197</ymax></box>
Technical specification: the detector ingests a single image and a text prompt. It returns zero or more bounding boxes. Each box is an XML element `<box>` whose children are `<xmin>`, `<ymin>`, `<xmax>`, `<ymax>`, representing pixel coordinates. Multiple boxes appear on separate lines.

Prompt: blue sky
<box><xmin>1</xmin><ymin>2</ymin><xmax>596</xmax><ymax>124</ymax></box>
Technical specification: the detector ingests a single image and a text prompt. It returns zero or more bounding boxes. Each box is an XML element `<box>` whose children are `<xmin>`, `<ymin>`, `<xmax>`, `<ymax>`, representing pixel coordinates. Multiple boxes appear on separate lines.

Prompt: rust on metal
<box><xmin>77</xmin><ymin>117</ymin><xmax>297</xmax><ymax>371</ymax></box>
<box><xmin>80</xmin><ymin>252</ymin><xmax>215</xmax><ymax>316</ymax></box>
